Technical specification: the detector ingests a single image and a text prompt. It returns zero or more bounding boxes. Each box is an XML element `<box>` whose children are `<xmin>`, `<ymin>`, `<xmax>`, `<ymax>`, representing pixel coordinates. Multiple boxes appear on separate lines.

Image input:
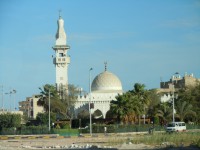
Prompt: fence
<box><xmin>1</xmin><ymin>124</ymin><xmax>200</xmax><ymax>135</ymax></box>
<box><xmin>0</xmin><ymin>126</ymin><xmax>79</xmax><ymax>136</ymax></box>
<box><xmin>80</xmin><ymin>123</ymin><xmax>200</xmax><ymax>134</ymax></box>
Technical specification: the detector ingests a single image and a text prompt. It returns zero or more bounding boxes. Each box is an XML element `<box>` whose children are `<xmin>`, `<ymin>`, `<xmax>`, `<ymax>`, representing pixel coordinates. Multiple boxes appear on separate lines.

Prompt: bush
<box><xmin>0</xmin><ymin>125</ymin><xmax>49</xmax><ymax>135</ymax></box>
<box><xmin>0</xmin><ymin>113</ymin><xmax>21</xmax><ymax>130</ymax></box>
<box><xmin>52</xmin><ymin>128</ymin><xmax>79</xmax><ymax>136</ymax></box>
<box><xmin>154</xmin><ymin>116</ymin><xmax>160</xmax><ymax>125</ymax></box>
<box><xmin>36</xmin><ymin>112</ymin><xmax>56</xmax><ymax>126</ymax></box>
<box><xmin>0</xmin><ymin>127</ymin><xmax>17</xmax><ymax>135</ymax></box>
<box><xmin>19</xmin><ymin>125</ymin><xmax>49</xmax><ymax>134</ymax></box>
<box><xmin>55</xmin><ymin>124</ymin><xmax>61</xmax><ymax>129</ymax></box>
<box><xmin>80</xmin><ymin>124</ymin><xmax>164</xmax><ymax>133</ymax></box>
<box><xmin>61</xmin><ymin>123</ymin><xmax>70</xmax><ymax>129</ymax></box>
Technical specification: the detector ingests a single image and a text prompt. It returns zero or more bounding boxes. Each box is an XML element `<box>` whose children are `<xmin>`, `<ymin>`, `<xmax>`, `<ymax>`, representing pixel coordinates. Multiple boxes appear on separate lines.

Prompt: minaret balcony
<box><xmin>52</xmin><ymin>45</ymin><xmax>70</xmax><ymax>51</ymax></box>
<box><xmin>53</xmin><ymin>57</ymin><xmax>70</xmax><ymax>64</ymax></box>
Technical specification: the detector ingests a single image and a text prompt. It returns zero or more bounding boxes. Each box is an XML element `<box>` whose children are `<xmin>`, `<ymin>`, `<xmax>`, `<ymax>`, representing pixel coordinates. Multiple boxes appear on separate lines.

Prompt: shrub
<box><xmin>20</xmin><ymin>125</ymin><xmax>49</xmax><ymax>134</ymax></box>
<box><xmin>55</xmin><ymin>124</ymin><xmax>61</xmax><ymax>129</ymax></box>
<box><xmin>61</xmin><ymin>123</ymin><xmax>70</xmax><ymax>129</ymax></box>
<box><xmin>154</xmin><ymin>116</ymin><xmax>160</xmax><ymax>125</ymax></box>
<box><xmin>0</xmin><ymin>113</ymin><xmax>21</xmax><ymax>130</ymax></box>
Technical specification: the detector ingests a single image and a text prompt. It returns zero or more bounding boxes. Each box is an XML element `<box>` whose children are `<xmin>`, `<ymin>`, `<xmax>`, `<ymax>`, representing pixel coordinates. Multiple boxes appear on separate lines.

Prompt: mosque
<box><xmin>53</xmin><ymin>15</ymin><xmax>123</xmax><ymax>119</ymax></box>
<box><xmin>18</xmin><ymin>15</ymin><xmax>123</xmax><ymax>120</ymax></box>
<box><xmin>74</xmin><ymin>63</ymin><xmax>123</xmax><ymax>119</ymax></box>
<box><xmin>18</xmin><ymin>15</ymin><xmax>200</xmax><ymax>120</ymax></box>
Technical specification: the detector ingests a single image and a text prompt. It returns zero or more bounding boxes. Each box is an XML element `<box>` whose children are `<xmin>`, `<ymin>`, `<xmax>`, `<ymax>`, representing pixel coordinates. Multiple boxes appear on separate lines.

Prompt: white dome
<box><xmin>91</xmin><ymin>71</ymin><xmax>122</xmax><ymax>93</ymax></box>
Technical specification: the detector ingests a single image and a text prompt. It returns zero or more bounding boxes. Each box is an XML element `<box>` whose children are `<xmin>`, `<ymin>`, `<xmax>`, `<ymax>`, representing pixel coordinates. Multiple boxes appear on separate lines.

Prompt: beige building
<box><xmin>19</xmin><ymin>95</ymin><xmax>44</xmax><ymax>119</ymax></box>
<box><xmin>0</xmin><ymin>110</ymin><xmax>23</xmax><ymax>115</ymax></box>
<box><xmin>160</xmin><ymin>73</ymin><xmax>200</xmax><ymax>91</ymax></box>
<box><xmin>158</xmin><ymin>73</ymin><xmax>200</xmax><ymax>102</ymax></box>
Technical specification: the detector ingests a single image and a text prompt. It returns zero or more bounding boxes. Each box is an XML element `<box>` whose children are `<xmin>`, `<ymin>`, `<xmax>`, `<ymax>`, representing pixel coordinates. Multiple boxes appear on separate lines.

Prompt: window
<box><xmin>59</xmin><ymin>53</ymin><xmax>64</xmax><ymax>57</ymax></box>
<box><xmin>31</xmin><ymin>101</ymin><xmax>33</xmax><ymax>107</ymax></box>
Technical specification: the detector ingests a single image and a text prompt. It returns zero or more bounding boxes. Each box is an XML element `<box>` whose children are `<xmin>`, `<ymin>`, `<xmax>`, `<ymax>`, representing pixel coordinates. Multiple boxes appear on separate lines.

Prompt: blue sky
<box><xmin>0</xmin><ymin>0</ymin><xmax>200</xmax><ymax>110</ymax></box>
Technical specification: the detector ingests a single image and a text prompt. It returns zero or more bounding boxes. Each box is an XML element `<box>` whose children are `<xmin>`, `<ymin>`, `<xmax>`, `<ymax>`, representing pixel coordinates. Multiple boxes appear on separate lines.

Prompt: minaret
<box><xmin>52</xmin><ymin>14</ymin><xmax>70</xmax><ymax>94</ymax></box>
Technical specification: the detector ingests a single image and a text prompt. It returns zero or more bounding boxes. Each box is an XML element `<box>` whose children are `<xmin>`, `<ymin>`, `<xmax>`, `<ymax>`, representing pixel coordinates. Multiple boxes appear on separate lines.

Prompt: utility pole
<box><xmin>89</xmin><ymin>68</ymin><xmax>93</xmax><ymax>136</ymax></box>
<box><xmin>13</xmin><ymin>89</ymin><xmax>16</xmax><ymax>110</ymax></box>
<box><xmin>0</xmin><ymin>85</ymin><xmax>3</xmax><ymax>111</ymax></box>
<box><xmin>172</xmin><ymin>83</ymin><xmax>175</xmax><ymax>122</ymax></box>
<box><xmin>172</xmin><ymin>72</ymin><xmax>179</xmax><ymax>122</ymax></box>
<box><xmin>49</xmin><ymin>90</ymin><xmax>51</xmax><ymax>132</ymax></box>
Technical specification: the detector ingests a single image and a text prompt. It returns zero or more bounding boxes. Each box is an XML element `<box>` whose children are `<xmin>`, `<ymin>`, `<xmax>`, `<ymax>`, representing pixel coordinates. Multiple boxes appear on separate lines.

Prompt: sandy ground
<box><xmin>0</xmin><ymin>136</ymin><xmax>153</xmax><ymax>150</ymax></box>
<box><xmin>0</xmin><ymin>135</ymin><xmax>199</xmax><ymax>150</ymax></box>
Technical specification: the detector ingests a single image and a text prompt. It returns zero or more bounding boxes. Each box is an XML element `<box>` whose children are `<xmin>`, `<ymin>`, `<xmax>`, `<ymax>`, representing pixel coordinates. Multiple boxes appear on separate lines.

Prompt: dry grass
<box><xmin>105</xmin><ymin>132</ymin><xmax>200</xmax><ymax>147</ymax></box>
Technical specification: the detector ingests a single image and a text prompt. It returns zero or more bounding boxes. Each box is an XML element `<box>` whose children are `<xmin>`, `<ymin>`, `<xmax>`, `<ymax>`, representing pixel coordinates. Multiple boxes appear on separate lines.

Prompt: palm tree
<box><xmin>37</xmin><ymin>84</ymin><xmax>78</xmax><ymax>119</ymax></box>
<box><xmin>110</xmin><ymin>93</ymin><xmax>129</xmax><ymax>124</ymax></box>
<box><xmin>130</xmin><ymin>83</ymin><xmax>149</xmax><ymax>124</ymax></box>
<box><xmin>123</xmin><ymin>92</ymin><xmax>141</xmax><ymax>124</ymax></box>
<box><xmin>110</xmin><ymin>83</ymin><xmax>150</xmax><ymax>124</ymax></box>
<box><xmin>147</xmin><ymin>89</ymin><xmax>160</xmax><ymax>119</ymax></box>
<box><xmin>131</xmin><ymin>83</ymin><xmax>147</xmax><ymax>99</ymax></box>
<box><xmin>176</xmin><ymin>100</ymin><xmax>196</xmax><ymax>121</ymax></box>
<box><xmin>37</xmin><ymin>84</ymin><xmax>67</xmax><ymax>118</ymax></box>
<box><xmin>37</xmin><ymin>84</ymin><xmax>60</xmax><ymax>111</ymax></box>
<box><xmin>177</xmin><ymin>84</ymin><xmax>200</xmax><ymax>122</ymax></box>
<box><xmin>156</xmin><ymin>103</ymin><xmax>172</xmax><ymax>124</ymax></box>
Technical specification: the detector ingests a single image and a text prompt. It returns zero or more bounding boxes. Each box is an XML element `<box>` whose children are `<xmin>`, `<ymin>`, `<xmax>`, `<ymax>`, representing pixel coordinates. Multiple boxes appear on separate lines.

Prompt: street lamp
<box><xmin>13</xmin><ymin>90</ymin><xmax>17</xmax><ymax>111</ymax></box>
<box><xmin>172</xmin><ymin>83</ymin><xmax>175</xmax><ymax>122</ymax></box>
<box><xmin>89</xmin><ymin>67</ymin><xmax>93</xmax><ymax>136</ymax></box>
<box><xmin>172</xmin><ymin>72</ymin><xmax>179</xmax><ymax>122</ymax></box>
<box><xmin>5</xmin><ymin>90</ymin><xmax>13</xmax><ymax>111</ymax></box>
<box><xmin>0</xmin><ymin>85</ymin><xmax>4</xmax><ymax>111</ymax></box>
<box><xmin>48</xmin><ymin>90</ymin><xmax>51</xmax><ymax>132</ymax></box>
<box><xmin>143</xmin><ymin>106</ymin><xmax>146</xmax><ymax>124</ymax></box>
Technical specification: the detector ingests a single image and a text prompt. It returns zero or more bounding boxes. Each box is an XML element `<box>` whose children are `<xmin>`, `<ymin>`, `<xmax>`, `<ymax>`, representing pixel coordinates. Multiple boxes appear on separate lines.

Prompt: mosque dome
<box><xmin>91</xmin><ymin>70</ymin><xmax>123</xmax><ymax>93</ymax></box>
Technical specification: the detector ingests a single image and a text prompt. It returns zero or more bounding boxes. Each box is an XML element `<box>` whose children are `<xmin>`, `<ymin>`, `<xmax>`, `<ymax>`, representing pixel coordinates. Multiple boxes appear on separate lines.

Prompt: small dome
<box><xmin>91</xmin><ymin>71</ymin><xmax>122</xmax><ymax>93</ymax></box>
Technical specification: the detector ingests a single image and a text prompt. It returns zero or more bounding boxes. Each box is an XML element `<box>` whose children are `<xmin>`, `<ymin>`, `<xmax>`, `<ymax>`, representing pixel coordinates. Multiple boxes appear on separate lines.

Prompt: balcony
<box><xmin>53</xmin><ymin>56</ymin><xmax>70</xmax><ymax>64</ymax></box>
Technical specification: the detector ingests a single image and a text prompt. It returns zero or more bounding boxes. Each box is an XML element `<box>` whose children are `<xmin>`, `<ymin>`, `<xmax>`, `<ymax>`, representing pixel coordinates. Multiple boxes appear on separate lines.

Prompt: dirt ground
<box><xmin>0</xmin><ymin>134</ymin><xmax>199</xmax><ymax>150</ymax></box>
<box><xmin>0</xmin><ymin>137</ymin><xmax>153</xmax><ymax>150</ymax></box>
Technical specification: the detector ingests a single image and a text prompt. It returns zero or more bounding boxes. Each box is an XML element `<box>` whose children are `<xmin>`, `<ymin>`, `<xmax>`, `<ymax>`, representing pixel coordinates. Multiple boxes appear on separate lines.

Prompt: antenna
<box><xmin>59</xmin><ymin>9</ymin><xmax>62</xmax><ymax>18</ymax></box>
<box><xmin>104</xmin><ymin>61</ymin><xmax>107</xmax><ymax>71</ymax></box>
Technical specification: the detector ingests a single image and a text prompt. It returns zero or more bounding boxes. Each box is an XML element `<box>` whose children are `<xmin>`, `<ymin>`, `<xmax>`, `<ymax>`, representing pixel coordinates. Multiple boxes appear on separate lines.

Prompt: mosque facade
<box><xmin>53</xmin><ymin>15</ymin><xmax>123</xmax><ymax>119</ymax></box>
<box><xmin>74</xmin><ymin>65</ymin><xmax>123</xmax><ymax>118</ymax></box>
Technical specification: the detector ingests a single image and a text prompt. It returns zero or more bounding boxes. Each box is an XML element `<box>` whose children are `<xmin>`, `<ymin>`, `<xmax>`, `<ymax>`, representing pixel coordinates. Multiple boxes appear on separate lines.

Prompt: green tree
<box><xmin>175</xmin><ymin>101</ymin><xmax>196</xmax><ymax>122</ymax></box>
<box><xmin>110</xmin><ymin>83</ymin><xmax>149</xmax><ymax>124</ymax></box>
<box><xmin>0</xmin><ymin>113</ymin><xmax>21</xmax><ymax>130</ymax></box>
<box><xmin>110</xmin><ymin>93</ymin><xmax>129</xmax><ymax>124</ymax></box>
<box><xmin>147</xmin><ymin>89</ymin><xmax>160</xmax><ymax>113</ymax></box>
<box><xmin>156</xmin><ymin>103</ymin><xmax>172</xmax><ymax>123</ymax></box>
<box><xmin>130</xmin><ymin>83</ymin><xmax>148</xmax><ymax>104</ymax></box>
<box><xmin>62</xmin><ymin>84</ymin><xmax>79</xmax><ymax>119</ymax></box>
<box><xmin>36</xmin><ymin>112</ymin><xmax>56</xmax><ymax>126</ymax></box>
<box><xmin>38</xmin><ymin>84</ymin><xmax>60</xmax><ymax>111</ymax></box>
<box><xmin>177</xmin><ymin>84</ymin><xmax>200</xmax><ymax>122</ymax></box>
<box><xmin>38</xmin><ymin>84</ymin><xmax>67</xmax><ymax>118</ymax></box>
<box><xmin>38</xmin><ymin>84</ymin><xmax>78</xmax><ymax>120</ymax></box>
<box><xmin>129</xmin><ymin>83</ymin><xmax>149</xmax><ymax>124</ymax></box>
<box><xmin>77</xmin><ymin>110</ymin><xmax>90</xmax><ymax>119</ymax></box>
